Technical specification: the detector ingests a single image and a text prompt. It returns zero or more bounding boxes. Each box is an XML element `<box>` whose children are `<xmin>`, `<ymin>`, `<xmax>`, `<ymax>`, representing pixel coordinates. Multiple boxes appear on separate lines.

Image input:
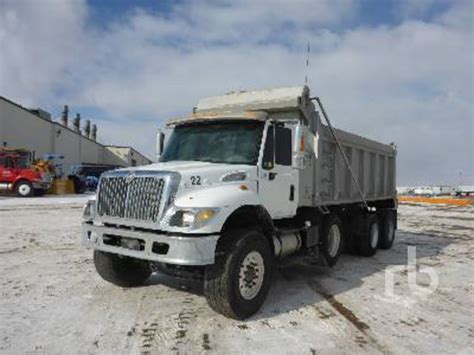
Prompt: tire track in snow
<box><xmin>306</xmin><ymin>279</ymin><xmax>389</xmax><ymax>353</ymax></box>
<box><xmin>135</xmin><ymin>293</ymin><xmax>201</xmax><ymax>353</ymax></box>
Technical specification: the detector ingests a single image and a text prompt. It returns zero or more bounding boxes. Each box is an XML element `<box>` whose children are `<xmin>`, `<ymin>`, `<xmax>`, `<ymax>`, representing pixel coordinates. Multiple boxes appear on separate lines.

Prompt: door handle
<box><xmin>269</xmin><ymin>172</ymin><xmax>278</xmax><ymax>181</ymax></box>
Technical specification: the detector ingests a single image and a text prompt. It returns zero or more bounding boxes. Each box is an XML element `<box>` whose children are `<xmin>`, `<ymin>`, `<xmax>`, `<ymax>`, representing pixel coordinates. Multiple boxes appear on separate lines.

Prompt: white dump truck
<box><xmin>82</xmin><ymin>86</ymin><xmax>397</xmax><ymax>319</ymax></box>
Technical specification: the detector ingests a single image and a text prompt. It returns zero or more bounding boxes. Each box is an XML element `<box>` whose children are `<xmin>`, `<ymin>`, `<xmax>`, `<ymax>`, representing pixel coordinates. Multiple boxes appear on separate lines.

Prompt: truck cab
<box><xmin>0</xmin><ymin>151</ymin><xmax>52</xmax><ymax>197</ymax></box>
<box><xmin>82</xmin><ymin>86</ymin><xmax>397</xmax><ymax>319</ymax></box>
<box><xmin>157</xmin><ymin>116</ymin><xmax>299</xmax><ymax>220</ymax></box>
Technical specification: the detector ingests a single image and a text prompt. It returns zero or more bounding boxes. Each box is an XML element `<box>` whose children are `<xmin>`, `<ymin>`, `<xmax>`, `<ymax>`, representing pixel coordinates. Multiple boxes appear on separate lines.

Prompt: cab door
<box><xmin>0</xmin><ymin>156</ymin><xmax>16</xmax><ymax>190</ymax></box>
<box><xmin>0</xmin><ymin>157</ymin><xmax>15</xmax><ymax>183</ymax></box>
<box><xmin>259</xmin><ymin>122</ymin><xmax>298</xmax><ymax>219</ymax></box>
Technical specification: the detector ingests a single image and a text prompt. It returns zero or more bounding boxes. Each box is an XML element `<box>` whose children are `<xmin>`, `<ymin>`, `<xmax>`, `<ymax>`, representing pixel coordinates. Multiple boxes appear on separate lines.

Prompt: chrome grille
<box><xmin>97</xmin><ymin>177</ymin><xmax>128</xmax><ymax>218</ymax></box>
<box><xmin>97</xmin><ymin>174</ymin><xmax>165</xmax><ymax>222</ymax></box>
<box><xmin>125</xmin><ymin>178</ymin><xmax>164</xmax><ymax>221</ymax></box>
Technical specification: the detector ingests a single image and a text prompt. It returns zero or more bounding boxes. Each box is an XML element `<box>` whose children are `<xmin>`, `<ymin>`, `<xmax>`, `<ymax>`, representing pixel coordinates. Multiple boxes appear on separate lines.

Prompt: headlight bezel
<box><xmin>166</xmin><ymin>207</ymin><xmax>219</xmax><ymax>230</ymax></box>
<box><xmin>82</xmin><ymin>199</ymin><xmax>96</xmax><ymax>221</ymax></box>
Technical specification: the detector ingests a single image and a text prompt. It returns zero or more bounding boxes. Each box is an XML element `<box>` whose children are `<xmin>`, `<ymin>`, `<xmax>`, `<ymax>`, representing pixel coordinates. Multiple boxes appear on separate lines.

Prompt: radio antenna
<box><xmin>304</xmin><ymin>42</ymin><xmax>310</xmax><ymax>85</ymax></box>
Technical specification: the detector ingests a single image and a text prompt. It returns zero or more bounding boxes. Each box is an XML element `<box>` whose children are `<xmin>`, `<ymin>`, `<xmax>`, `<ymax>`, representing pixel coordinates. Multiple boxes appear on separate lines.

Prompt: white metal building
<box><xmin>103</xmin><ymin>145</ymin><xmax>151</xmax><ymax>167</ymax></box>
<box><xmin>0</xmin><ymin>96</ymin><xmax>152</xmax><ymax>172</ymax></box>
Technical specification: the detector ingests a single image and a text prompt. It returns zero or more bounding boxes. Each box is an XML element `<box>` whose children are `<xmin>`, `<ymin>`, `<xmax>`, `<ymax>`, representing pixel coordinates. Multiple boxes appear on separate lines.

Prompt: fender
<box><xmin>13</xmin><ymin>171</ymin><xmax>42</xmax><ymax>185</ymax></box>
<box><xmin>220</xmin><ymin>204</ymin><xmax>276</xmax><ymax>252</ymax></box>
<box><xmin>12</xmin><ymin>176</ymin><xmax>33</xmax><ymax>188</ymax></box>
<box><xmin>166</xmin><ymin>183</ymin><xmax>263</xmax><ymax>234</ymax></box>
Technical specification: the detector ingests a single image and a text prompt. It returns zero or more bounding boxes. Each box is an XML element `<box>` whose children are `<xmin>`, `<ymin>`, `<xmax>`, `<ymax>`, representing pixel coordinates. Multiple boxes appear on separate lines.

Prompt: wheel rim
<box><xmin>19</xmin><ymin>184</ymin><xmax>31</xmax><ymax>196</ymax></box>
<box><xmin>327</xmin><ymin>224</ymin><xmax>341</xmax><ymax>257</ymax></box>
<box><xmin>370</xmin><ymin>223</ymin><xmax>379</xmax><ymax>249</ymax></box>
<box><xmin>387</xmin><ymin>219</ymin><xmax>394</xmax><ymax>241</ymax></box>
<box><xmin>239</xmin><ymin>251</ymin><xmax>265</xmax><ymax>300</ymax></box>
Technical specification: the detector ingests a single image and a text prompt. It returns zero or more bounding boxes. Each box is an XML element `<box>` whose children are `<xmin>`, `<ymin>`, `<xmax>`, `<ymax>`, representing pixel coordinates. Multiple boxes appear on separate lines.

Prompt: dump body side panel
<box><xmin>313</xmin><ymin>124</ymin><xmax>396</xmax><ymax>206</ymax></box>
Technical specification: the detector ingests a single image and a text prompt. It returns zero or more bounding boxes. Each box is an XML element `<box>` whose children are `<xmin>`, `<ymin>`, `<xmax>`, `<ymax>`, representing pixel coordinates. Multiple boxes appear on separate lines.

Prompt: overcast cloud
<box><xmin>0</xmin><ymin>0</ymin><xmax>472</xmax><ymax>185</ymax></box>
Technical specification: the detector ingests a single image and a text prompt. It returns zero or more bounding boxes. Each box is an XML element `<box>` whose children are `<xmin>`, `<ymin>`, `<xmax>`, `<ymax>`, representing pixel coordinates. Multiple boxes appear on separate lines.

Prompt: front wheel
<box><xmin>204</xmin><ymin>229</ymin><xmax>273</xmax><ymax>319</ymax></box>
<box><xmin>93</xmin><ymin>250</ymin><xmax>151</xmax><ymax>287</ymax></box>
<box><xmin>15</xmin><ymin>181</ymin><xmax>33</xmax><ymax>197</ymax></box>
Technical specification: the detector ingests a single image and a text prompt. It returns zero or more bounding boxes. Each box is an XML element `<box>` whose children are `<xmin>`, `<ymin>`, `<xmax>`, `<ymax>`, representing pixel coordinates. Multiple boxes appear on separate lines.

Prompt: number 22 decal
<box><xmin>190</xmin><ymin>176</ymin><xmax>201</xmax><ymax>185</ymax></box>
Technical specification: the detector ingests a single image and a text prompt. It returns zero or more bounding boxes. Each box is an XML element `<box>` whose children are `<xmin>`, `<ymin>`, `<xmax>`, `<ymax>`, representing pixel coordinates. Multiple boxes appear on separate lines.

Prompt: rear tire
<box><xmin>204</xmin><ymin>229</ymin><xmax>273</xmax><ymax>319</ymax></box>
<box><xmin>378</xmin><ymin>209</ymin><xmax>396</xmax><ymax>250</ymax></box>
<box><xmin>15</xmin><ymin>181</ymin><xmax>33</xmax><ymax>197</ymax></box>
<box><xmin>93</xmin><ymin>250</ymin><xmax>151</xmax><ymax>287</ymax></box>
<box><xmin>356</xmin><ymin>213</ymin><xmax>379</xmax><ymax>257</ymax></box>
<box><xmin>320</xmin><ymin>214</ymin><xmax>344</xmax><ymax>266</ymax></box>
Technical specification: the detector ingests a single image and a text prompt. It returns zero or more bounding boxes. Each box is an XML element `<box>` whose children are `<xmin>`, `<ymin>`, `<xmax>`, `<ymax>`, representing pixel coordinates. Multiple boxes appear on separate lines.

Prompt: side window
<box><xmin>262</xmin><ymin>125</ymin><xmax>274</xmax><ymax>170</ymax></box>
<box><xmin>0</xmin><ymin>157</ymin><xmax>5</xmax><ymax>167</ymax></box>
<box><xmin>5</xmin><ymin>157</ymin><xmax>14</xmax><ymax>168</ymax></box>
<box><xmin>275</xmin><ymin>126</ymin><xmax>292</xmax><ymax>166</ymax></box>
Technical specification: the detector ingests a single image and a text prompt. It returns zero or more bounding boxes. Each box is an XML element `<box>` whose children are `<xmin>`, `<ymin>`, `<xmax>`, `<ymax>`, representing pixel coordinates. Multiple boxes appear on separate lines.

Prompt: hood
<box><xmin>121</xmin><ymin>161</ymin><xmax>257</xmax><ymax>188</ymax></box>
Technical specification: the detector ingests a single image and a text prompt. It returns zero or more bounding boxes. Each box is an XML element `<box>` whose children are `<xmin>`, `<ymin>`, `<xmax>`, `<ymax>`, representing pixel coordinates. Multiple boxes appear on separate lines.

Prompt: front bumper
<box><xmin>81</xmin><ymin>223</ymin><xmax>219</xmax><ymax>266</ymax></box>
<box><xmin>32</xmin><ymin>181</ymin><xmax>51</xmax><ymax>189</ymax></box>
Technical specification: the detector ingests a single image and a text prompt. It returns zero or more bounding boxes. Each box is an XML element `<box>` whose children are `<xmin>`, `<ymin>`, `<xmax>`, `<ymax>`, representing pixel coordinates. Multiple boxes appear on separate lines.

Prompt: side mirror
<box><xmin>262</xmin><ymin>125</ymin><xmax>275</xmax><ymax>170</ymax></box>
<box><xmin>156</xmin><ymin>129</ymin><xmax>166</xmax><ymax>161</ymax></box>
<box><xmin>292</xmin><ymin>123</ymin><xmax>307</xmax><ymax>170</ymax></box>
<box><xmin>293</xmin><ymin>154</ymin><xmax>307</xmax><ymax>170</ymax></box>
<box><xmin>292</xmin><ymin>123</ymin><xmax>318</xmax><ymax>170</ymax></box>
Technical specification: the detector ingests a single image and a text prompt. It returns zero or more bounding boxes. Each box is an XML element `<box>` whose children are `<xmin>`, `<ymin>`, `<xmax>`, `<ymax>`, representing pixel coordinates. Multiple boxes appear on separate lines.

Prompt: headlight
<box><xmin>195</xmin><ymin>209</ymin><xmax>217</xmax><ymax>225</ymax></box>
<box><xmin>168</xmin><ymin>208</ymin><xmax>219</xmax><ymax>229</ymax></box>
<box><xmin>82</xmin><ymin>199</ymin><xmax>95</xmax><ymax>221</ymax></box>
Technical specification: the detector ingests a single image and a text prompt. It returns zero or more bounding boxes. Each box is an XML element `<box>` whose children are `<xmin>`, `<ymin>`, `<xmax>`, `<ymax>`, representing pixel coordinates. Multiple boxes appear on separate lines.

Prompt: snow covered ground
<box><xmin>0</xmin><ymin>196</ymin><xmax>472</xmax><ymax>354</ymax></box>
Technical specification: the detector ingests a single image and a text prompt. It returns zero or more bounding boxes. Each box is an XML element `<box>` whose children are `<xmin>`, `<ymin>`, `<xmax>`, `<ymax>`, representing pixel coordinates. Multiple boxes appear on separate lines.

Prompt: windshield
<box><xmin>160</xmin><ymin>121</ymin><xmax>264</xmax><ymax>165</ymax></box>
<box><xmin>17</xmin><ymin>157</ymin><xmax>29</xmax><ymax>169</ymax></box>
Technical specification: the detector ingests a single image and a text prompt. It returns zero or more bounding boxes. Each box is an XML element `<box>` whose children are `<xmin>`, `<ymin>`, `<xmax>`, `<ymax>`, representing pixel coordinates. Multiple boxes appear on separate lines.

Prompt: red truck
<box><xmin>0</xmin><ymin>149</ymin><xmax>52</xmax><ymax>197</ymax></box>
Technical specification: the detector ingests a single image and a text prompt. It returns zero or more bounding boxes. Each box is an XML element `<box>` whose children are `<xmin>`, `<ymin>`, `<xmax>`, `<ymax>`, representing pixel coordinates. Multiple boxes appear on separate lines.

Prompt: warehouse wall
<box><xmin>0</xmin><ymin>98</ymin><xmax>54</xmax><ymax>157</ymax></box>
<box><xmin>0</xmin><ymin>97</ymin><xmax>151</xmax><ymax>173</ymax></box>
<box><xmin>104</xmin><ymin>146</ymin><xmax>151</xmax><ymax>167</ymax></box>
<box><xmin>102</xmin><ymin>148</ymin><xmax>124</xmax><ymax>167</ymax></box>
<box><xmin>53</xmin><ymin>124</ymin><xmax>103</xmax><ymax>171</ymax></box>
<box><xmin>54</xmin><ymin>126</ymin><xmax>81</xmax><ymax>167</ymax></box>
<box><xmin>81</xmin><ymin>136</ymin><xmax>103</xmax><ymax>164</ymax></box>
<box><xmin>129</xmin><ymin>148</ymin><xmax>152</xmax><ymax>167</ymax></box>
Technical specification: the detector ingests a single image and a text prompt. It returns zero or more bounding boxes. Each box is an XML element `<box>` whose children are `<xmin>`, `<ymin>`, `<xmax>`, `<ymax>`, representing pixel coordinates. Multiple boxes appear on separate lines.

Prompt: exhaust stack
<box><xmin>84</xmin><ymin>120</ymin><xmax>91</xmax><ymax>138</ymax></box>
<box><xmin>60</xmin><ymin>105</ymin><xmax>68</xmax><ymax>126</ymax></box>
<box><xmin>73</xmin><ymin>113</ymin><xmax>81</xmax><ymax>133</ymax></box>
<box><xmin>91</xmin><ymin>124</ymin><xmax>97</xmax><ymax>141</ymax></box>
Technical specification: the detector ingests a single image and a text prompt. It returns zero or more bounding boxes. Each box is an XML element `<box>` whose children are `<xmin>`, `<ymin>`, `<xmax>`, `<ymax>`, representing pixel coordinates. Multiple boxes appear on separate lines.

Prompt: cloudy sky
<box><xmin>0</xmin><ymin>0</ymin><xmax>472</xmax><ymax>185</ymax></box>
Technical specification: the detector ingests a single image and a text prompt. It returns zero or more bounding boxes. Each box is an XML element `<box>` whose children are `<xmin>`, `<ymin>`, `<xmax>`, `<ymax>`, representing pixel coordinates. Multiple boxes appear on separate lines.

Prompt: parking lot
<box><xmin>0</xmin><ymin>195</ymin><xmax>472</xmax><ymax>354</ymax></box>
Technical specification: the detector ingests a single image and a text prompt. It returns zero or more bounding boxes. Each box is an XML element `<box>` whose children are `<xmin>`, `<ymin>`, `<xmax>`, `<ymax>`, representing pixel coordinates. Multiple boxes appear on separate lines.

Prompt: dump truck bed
<box><xmin>314</xmin><ymin>124</ymin><xmax>396</xmax><ymax>206</ymax></box>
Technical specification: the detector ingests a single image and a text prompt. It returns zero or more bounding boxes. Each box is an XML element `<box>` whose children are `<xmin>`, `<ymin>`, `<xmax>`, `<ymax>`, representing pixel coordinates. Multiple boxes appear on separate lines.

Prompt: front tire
<box><xmin>93</xmin><ymin>250</ymin><xmax>151</xmax><ymax>287</ymax></box>
<box><xmin>15</xmin><ymin>181</ymin><xmax>33</xmax><ymax>197</ymax></box>
<box><xmin>204</xmin><ymin>229</ymin><xmax>273</xmax><ymax>319</ymax></box>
